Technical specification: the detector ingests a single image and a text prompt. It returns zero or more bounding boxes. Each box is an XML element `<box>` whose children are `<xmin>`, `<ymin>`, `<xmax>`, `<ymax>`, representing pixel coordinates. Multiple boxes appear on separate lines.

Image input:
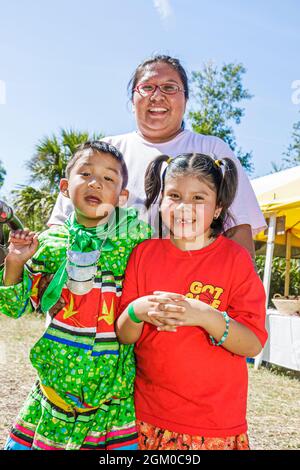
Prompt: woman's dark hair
<box><xmin>144</xmin><ymin>153</ymin><xmax>238</xmax><ymax>238</ymax></box>
<box><xmin>65</xmin><ymin>140</ymin><xmax>128</xmax><ymax>189</ymax></box>
<box><xmin>127</xmin><ymin>54</ymin><xmax>189</xmax><ymax>101</ymax></box>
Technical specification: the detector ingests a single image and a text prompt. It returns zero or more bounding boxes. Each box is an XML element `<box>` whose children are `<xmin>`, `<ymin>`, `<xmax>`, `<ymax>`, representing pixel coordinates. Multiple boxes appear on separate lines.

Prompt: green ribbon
<box><xmin>40</xmin><ymin>208</ymin><xmax>137</xmax><ymax>313</ymax></box>
<box><xmin>65</xmin><ymin>212</ymin><xmax>114</xmax><ymax>253</ymax></box>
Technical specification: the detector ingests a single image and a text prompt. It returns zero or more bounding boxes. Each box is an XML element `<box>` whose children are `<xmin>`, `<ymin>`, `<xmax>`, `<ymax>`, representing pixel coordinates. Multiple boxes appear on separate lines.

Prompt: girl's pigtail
<box><xmin>219</xmin><ymin>158</ymin><xmax>238</xmax><ymax>208</ymax></box>
<box><xmin>217</xmin><ymin>158</ymin><xmax>238</xmax><ymax>229</ymax></box>
<box><xmin>144</xmin><ymin>155</ymin><xmax>170</xmax><ymax>210</ymax></box>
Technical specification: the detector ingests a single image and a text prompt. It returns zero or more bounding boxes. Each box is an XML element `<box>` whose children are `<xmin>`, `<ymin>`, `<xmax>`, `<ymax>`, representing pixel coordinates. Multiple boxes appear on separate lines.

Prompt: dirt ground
<box><xmin>0</xmin><ymin>313</ymin><xmax>299</xmax><ymax>450</ymax></box>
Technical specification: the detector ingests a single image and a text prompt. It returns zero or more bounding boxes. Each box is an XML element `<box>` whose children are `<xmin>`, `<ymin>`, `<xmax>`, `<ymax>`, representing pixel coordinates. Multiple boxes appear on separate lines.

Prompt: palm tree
<box><xmin>12</xmin><ymin>186</ymin><xmax>58</xmax><ymax>231</ymax></box>
<box><xmin>13</xmin><ymin>129</ymin><xmax>104</xmax><ymax>229</ymax></box>
<box><xmin>27</xmin><ymin>129</ymin><xmax>103</xmax><ymax>192</ymax></box>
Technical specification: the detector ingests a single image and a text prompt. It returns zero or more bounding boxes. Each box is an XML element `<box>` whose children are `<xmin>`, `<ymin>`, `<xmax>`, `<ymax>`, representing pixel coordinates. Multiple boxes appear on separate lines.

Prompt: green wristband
<box><xmin>210</xmin><ymin>311</ymin><xmax>230</xmax><ymax>347</ymax></box>
<box><xmin>128</xmin><ymin>303</ymin><xmax>142</xmax><ymax>324</ymax></box>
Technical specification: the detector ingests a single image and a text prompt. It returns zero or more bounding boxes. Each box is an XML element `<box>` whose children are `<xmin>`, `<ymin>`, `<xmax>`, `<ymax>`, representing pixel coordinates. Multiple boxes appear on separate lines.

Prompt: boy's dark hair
<box><xmin>127</xmin><ymin>54</ymin><xmax>189</xmax><ymax>101</ymax></box>
<box><xmin>144</xmin><ymin>153</ymin><xmax>238</xmax><ymax>238</ymax></box>
<box><xmin>65</xmin><ymin>140</ymin><xmax>128</xmax><ymax>189</ymax></box>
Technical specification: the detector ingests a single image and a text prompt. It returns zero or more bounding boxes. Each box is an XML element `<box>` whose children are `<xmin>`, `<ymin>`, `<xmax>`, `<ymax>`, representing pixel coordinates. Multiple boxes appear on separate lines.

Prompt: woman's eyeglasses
<box><xmin>134</xmin><ymin>83</ymin><xmax>184</xmax><ymax>96</ymax></box>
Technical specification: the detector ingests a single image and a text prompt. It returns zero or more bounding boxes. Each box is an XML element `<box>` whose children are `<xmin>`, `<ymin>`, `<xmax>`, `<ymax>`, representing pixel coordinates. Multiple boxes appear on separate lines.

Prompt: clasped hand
<box><xmin>135</xmin><ymin>291</ymin><xmax>208</xmax><ymax>332</ymax></box>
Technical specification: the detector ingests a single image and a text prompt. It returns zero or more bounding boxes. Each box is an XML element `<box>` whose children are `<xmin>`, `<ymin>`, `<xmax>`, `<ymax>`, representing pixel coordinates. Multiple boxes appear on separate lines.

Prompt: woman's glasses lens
<box><xmin>136</xmin><ymin>84</ymin><xmax>181</xmax><ymax>96</ymax></box>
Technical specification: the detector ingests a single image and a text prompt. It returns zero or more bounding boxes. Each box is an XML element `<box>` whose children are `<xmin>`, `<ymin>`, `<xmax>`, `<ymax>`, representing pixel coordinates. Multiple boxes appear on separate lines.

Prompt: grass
<box><xmin>247</xmin><ymin>364</ymin><xmax>300</xmax><ymax>449</ymax></box>
<box><xmin>0</xmin><ymin>313</ymin><xmax>299</xmax><ymax>449</ymax></box>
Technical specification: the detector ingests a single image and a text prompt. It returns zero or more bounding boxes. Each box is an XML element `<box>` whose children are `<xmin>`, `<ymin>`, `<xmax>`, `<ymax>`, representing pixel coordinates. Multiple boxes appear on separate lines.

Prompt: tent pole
<box><xmin>254</xmin><ymin>213</ymin><xmax>276</xmax><ymax>370</ymax></box>
<box><xmin>284</xmin><ymin>230</ymin><xmax>292</xmax><ymax>297</ymax></box>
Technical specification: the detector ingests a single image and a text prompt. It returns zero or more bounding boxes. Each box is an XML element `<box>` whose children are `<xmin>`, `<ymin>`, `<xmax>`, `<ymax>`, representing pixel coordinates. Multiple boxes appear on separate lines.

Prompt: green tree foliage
<box><xmin>282</xmin><ymin>116</ymin><xmax>300</xmax><ymax>168</ymax></box>
<box><xmin>12</xmin><ymin>186</ymin><xmax>58</xmax><ymax>232</ymax></box>
<box><xmin>27</xmin><ymin>129</ymin><xmax>102</xmax><ymax>189</ymax></box>
<box><xmin>256</xmin><ymin>255</ymin><xmax>300</xmax><ymax>306</ymax></box>
<box><xmin>188</xmin><ymin>62</ymin><xmax>253</xmax><ymax>172</ymax></box>
<box><xmin>0</xmin><ymin>160</ymin><xmax>6</xmax><ymax>189</ymax></box>
<box><xmin>13</xmin><ymin>129</ymin><xmax>103</xmax><ymax>230</ymax></box>
<box><xmin>271</xmin><ymin>113</ymin><xmax>300</xmax><ymax>172</ymax></box>
<box><xmin>270</xmin><ymin>161</ymin><xmax>283</xmax><ymax>173</ymax></box>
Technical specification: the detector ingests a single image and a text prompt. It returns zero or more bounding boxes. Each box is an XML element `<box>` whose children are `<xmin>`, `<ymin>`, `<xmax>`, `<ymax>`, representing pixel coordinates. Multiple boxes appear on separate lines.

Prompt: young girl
<box><xmin>0</xmin><ymin>140</ymin><xmax>151</xmax><ymax>450</ymax></box>
<box><xmin>116</xmin><ymin>153</ymin><xmax>268</xmax><ymax>451</ymax></box>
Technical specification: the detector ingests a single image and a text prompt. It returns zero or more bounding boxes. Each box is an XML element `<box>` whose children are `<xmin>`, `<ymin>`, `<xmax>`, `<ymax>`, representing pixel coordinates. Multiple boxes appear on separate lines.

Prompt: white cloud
<box><xmin>153</xmin><ymin>0</ymin><xmax>173</xmax><ymax>21</ymax></box>
<box><xmin>0</xmin><ymin>80</ymin><xmax>6</xmax><ymax>105</ymax></box>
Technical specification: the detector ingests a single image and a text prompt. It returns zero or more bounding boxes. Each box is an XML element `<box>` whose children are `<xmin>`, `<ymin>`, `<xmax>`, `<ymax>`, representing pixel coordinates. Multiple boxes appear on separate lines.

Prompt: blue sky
<box><xmin>0</xmin><ymin>0</ymin><xmax>299</xmax><ymax>198</ymax></box>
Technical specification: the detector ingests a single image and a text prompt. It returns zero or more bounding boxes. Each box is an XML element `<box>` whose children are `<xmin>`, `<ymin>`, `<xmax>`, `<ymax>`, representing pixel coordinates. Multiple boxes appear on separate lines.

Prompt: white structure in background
<box><xmin>251</xmin><ymin>166</ymin><xmax>300</xmax><ymax>371</ymax></box>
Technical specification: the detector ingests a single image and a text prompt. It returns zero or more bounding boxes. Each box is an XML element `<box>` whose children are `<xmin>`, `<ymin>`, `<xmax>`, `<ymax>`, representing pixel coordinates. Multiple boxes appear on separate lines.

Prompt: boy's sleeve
<box><xmin>227</xmin><ymin>249</ymin><xmax>268</xmax><ymax>347</ymax></box>
<box><xmin>117</xmin><ymin>245</ymin><xmax>141</xmax><ymax>318</ymax></box>
<box><xmin>128</xmin><ymin>219</ymin><xmax>153</xmax><ymax>245</ymax></box>
<box><xmin>0</xmin><ymin>228</ymin><xmax>67</xmax><ymax>319</ymax></box>
<box><xmin>0</xmin><ymin>267</ymin><xmax>35</xmax><ymax>318</ymax></box>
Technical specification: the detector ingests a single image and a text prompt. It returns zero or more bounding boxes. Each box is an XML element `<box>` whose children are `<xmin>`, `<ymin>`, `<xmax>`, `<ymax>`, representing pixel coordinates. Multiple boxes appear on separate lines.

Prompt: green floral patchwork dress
<box><xmin>0</xmin><ymin>208</ymin><xmax>151</xmax><ymax>450</ymax></box>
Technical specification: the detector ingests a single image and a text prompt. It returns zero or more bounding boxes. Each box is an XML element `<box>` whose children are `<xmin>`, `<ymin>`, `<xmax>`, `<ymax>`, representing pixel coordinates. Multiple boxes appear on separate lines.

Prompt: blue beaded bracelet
<box><xmin>128</xmin><ymin>303</ymin><xmax>142</xmax><ymax>324</ymax></box>
<box><xmin>210</xmin><ymin>311</ymin><xmax>230</xmax><ymax>346</ymax></box>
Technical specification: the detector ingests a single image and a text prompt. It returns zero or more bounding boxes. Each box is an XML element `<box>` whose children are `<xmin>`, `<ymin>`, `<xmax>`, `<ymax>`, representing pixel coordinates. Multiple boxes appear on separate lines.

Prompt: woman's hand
<box><xmin>147</xmin><ymin>291</ymin><xmax>213</xmax><ymax>330</ymax></box>
<box><xmin>6</xmin><ymin>229</ymin><xmax>39</xmax><ymax>265</ymax></box>
<box><xmin>132</xmin><ymin>292</ymin><xmax>186</xmax><ymax>332</ymax></box>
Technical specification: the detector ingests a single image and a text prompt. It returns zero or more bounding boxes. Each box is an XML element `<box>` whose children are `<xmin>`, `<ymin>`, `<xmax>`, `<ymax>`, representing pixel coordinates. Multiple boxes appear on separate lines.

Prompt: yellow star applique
<box><xmin>63</xmin><ymin>294</ymin><xmax>79</xmax><ymax>320</ymax></box>
<box><xmin>31</xmin><ymin>276</ymin><xmax>40</xmax><ymax>299</ymax></box>
<box><xmin>98</xmin><ymin>299</ymin><xmax>114</xmax><ymax>325</ymax></box>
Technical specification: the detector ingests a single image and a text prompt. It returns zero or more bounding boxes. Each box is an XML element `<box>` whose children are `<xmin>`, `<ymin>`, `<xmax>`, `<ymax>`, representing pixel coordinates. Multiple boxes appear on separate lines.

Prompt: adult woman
<box><xmin>49</xmin><ymin>55</ymin><xmax>265</xmax><ymax>257</ymax></box>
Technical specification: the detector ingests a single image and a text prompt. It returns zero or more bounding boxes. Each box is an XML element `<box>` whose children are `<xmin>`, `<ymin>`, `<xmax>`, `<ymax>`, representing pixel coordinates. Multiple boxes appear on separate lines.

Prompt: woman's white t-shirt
<box><xmin>48</xmin><ymin>130</ymin><xmax>265</xmax><ymax>234</ymax></box>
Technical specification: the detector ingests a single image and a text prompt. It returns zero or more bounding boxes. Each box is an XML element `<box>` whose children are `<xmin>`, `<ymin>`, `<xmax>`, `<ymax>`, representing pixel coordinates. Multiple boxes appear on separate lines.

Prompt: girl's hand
<box><xmin>6</xmin><ymin>229</ymin><xmax>39</xmax><ymax>266</ymax></box>
<box><xmin>132</xmin><ymin>293</ymin><xmax>186</xmax><ymax>332</ymax></box>
<box><xmin>148</xmin><ymin>291</ymin><xmax>213</xmax><ymax>330</ymax></box>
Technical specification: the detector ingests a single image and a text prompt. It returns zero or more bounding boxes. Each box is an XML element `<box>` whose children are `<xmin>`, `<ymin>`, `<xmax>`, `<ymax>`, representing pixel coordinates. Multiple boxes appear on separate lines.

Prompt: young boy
<box><xmin>0</xmin><ymin>141</ymin><xmax>151</xmax><ymax>450</ymax></box>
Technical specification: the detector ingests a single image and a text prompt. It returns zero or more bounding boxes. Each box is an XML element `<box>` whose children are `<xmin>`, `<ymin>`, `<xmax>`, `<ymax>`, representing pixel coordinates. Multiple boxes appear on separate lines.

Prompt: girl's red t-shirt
<box><xmin>119</xmin><ymin>236</ymin><xmax>268</xmax><ymax>437</ymax></box>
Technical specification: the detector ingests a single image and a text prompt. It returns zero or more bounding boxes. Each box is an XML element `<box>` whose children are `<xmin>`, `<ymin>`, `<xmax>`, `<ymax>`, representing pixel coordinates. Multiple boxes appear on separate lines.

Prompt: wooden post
<box><xmin>284</xmin><ymin>230</ymin><xmax>292</xmax><ymax>297</ymax></box>
<box><xmin>254</xmin><ymin>214</ymin><xmax>276</xmax><ymax>370</ymax></box>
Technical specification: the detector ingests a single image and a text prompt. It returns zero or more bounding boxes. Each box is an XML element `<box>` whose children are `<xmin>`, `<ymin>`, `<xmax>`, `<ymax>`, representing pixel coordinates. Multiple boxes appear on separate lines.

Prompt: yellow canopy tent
<box><xmin>252</xmin><ymin>165</ymin><xmax>300</xmax><ymax>248</ymax></box>
<box><xmin>251</xmin><ymin>166</ymin><xmax>300</xmax><ymax>369</ymax></box>
<box><xmin>251</xmin><ymin>165</ymin><xmax>300</xmax><ymax>295</ymax></box>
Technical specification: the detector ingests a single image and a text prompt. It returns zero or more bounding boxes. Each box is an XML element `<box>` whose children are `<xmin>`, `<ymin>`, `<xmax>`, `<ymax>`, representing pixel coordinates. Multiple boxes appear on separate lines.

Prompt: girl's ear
<box><xmin>60</xmin><ymin>179</ymin><xmax>70</xmax><ymax>198</ymax></box>
<box><xmin>118</xmin><ymin>189</ymin><xmax>129</xmax><ymax>207</ymax></box>
<box><xmin>214</xmin><ymin>207</ymin><xmax>222</xmax><ymax>219</ymax></box>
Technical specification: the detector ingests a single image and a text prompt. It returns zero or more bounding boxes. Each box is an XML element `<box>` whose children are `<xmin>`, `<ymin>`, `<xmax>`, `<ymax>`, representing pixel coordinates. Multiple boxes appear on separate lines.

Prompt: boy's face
<box><xmin>60</xmin><ymin>150</ymin><xmax>128</xmax><ymax>227</ymax></box>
